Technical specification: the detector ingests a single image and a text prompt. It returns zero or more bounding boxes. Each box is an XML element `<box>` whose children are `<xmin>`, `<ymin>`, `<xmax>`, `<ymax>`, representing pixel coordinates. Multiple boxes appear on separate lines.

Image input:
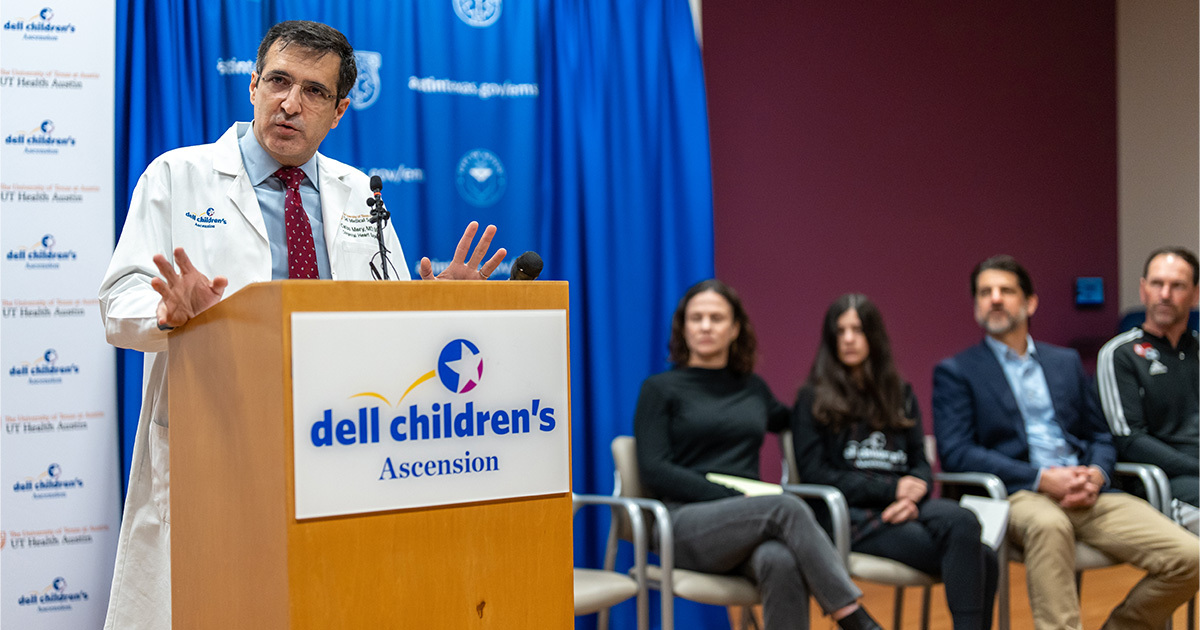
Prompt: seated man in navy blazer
<box><xmin>933</xmin><ymin>254</ymin><xmax>1198</xmax><ymax>630</ymax></box>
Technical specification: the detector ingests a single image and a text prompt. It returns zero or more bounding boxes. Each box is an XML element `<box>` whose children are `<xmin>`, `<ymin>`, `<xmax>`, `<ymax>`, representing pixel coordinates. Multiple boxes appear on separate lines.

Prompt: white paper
<box><xmin>959</xmin><ymin>495</ymin><xmax>1010</xmax><ymax>550</ymax></box>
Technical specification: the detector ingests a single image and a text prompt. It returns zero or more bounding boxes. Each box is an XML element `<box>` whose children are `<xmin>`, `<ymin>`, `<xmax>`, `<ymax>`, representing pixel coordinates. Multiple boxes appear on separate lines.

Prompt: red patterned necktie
<box><xmin>274</xmin><ymin>166</ymin><xmax>319</xmax><ymax>279</ymax></box>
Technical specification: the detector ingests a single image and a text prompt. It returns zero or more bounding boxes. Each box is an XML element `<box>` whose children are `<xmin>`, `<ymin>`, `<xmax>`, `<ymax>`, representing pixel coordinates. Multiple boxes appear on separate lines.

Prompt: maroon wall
<box><xmin>701</xmin><ymin>2</ymin><xmax>1119</xmax><ymax>481</ymax></box>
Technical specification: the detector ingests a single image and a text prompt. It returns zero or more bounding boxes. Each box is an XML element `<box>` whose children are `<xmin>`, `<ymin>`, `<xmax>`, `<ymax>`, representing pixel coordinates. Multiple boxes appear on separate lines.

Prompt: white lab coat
<box><xmin>97</xmin><ymin>122</ymin><xmax>409</xmax><ymax>630</ymax></box>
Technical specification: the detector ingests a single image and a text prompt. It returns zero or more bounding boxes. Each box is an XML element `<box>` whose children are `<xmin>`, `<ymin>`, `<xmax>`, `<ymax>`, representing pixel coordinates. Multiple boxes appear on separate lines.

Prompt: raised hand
<box><xmin>150</xmin><ymin>247</ymin><xmax>228</xmax><ymax>329</ymax></box>
<box><xmin>418</xmin><ymin>221</ymin><xmax>507</xmax><ymax>280</ymax></box>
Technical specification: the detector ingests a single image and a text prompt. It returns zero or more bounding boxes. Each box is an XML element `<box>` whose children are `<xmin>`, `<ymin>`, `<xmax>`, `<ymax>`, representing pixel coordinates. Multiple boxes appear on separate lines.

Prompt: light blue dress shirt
<box><xmin>237</xmin><ymin>126</ymin><xmax>332</xmax><ymax>279</ymax></box>
<box><xmin>985</xmin><ymin>335</ymin><xmax>1080</xmax><ymax>491</ymax></box>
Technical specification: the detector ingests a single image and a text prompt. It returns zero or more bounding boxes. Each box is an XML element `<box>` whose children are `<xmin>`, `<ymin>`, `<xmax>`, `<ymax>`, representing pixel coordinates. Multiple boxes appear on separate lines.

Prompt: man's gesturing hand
<box><xmin>150</xmin><ymin>247</ymin><xmax>228</xmax><ymax>329</ymax></box>
<box><xmin>419</xmin><ymin>221</ymin><xmax>507</xmax><ymax>281</ymax></box>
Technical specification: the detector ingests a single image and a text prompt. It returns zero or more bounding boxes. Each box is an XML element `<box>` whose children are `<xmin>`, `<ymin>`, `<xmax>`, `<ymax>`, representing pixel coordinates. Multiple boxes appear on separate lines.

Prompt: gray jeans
<box><xmin>669</xmin><ymin>493</ymin><xmax>862</xmax><ymax>629</ymax></box>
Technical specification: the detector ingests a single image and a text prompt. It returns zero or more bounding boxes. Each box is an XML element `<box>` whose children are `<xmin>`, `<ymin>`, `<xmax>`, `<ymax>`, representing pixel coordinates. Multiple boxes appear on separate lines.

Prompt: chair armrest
<box><xmin>573</xmin><ymin>494</ymin><xmax>650</xmax><ymax>579</ymax></box>
<box><xmin>936</xmin><ymin>471</ymin><xmax>1009</xmax><ymax>500</ymax></box>
<box><xmin>782</xmin><ymin>483</ymin><xmax>851</xmax><ymax>567</ymax></box>
<box><xmin>1113</xmin><ymin>462</ymin><xmax>1171</xmax><ymax>513</ymax></box>
<box><xmin>622</xmin><ymin>496</ymin><xmax>673</xmax><ymax>630</ymax></box>
<box><xmin>574</xmin><ymin>493</ymin><xmax>653</xmax><ymax>629</ymax></box>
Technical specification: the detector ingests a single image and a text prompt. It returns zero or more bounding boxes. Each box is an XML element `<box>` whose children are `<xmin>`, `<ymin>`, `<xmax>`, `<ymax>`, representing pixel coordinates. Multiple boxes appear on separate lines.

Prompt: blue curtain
<box><xmin>538</xmin><ymin>2</ymin><xmax>720</xmax><ymax>628</ymax></box>
<box><xmin>114</xmin><ymin>1</ymin><xmax>716</xmax><ymax>627</ymax></box>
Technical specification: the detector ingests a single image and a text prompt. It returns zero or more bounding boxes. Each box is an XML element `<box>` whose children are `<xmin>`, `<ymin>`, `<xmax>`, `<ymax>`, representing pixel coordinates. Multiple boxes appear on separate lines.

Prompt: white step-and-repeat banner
<box><xmin>1</xmin><ymin>1</ymin><xmax>121</xmax><ymax>627</ymax></box>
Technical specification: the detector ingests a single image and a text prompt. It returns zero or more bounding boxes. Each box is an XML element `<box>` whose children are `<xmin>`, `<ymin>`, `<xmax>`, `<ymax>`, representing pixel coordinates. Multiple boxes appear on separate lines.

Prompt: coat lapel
<box><xmin>968</xmin><ymin>341</ymin><xmax>1026</xmax><ymax>440</ymax></box>
<box><xmin>214</xmin><ymin>123</ymin><xmax>268</xmax><ymax>243</ymax></box>
<box><xmin>317</xmin><ymin>153</ymin><xmax>351</xmax><ymax>257</ymax></box>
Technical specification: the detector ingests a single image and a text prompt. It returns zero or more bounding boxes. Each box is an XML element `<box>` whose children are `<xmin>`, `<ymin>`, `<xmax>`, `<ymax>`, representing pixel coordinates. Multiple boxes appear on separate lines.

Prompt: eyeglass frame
<box><xmin>254</xmin><ymin>70</ymin><xmax>341</xmax><ymax>108</ymax></box>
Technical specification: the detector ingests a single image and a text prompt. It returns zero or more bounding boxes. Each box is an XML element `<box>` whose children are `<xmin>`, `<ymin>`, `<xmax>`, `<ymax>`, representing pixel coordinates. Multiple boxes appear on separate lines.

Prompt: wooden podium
<box><xmin>168</xmin><ymin>281</ymin><xmax>573</xmax><ymax>628</ymax></box>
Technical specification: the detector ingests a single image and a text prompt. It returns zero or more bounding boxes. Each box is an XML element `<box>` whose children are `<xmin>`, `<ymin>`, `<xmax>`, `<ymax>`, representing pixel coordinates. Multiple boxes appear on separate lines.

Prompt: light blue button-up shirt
<box><xmin>237</xmin><ymin>126</ymin><xmax>332</xmax><ymax>279</ymax></box>
<box><xmin>985</xmin><ymin>335</ymin><xmax>1079</xmax><ymax>491</ymax></box>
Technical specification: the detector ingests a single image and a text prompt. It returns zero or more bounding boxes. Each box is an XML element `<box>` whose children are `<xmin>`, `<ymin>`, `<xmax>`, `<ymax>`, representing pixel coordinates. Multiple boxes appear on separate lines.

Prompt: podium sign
<box><xmin>291</xmin><ymin>309</ymin><xmax>570</xmax><ymax>519</ymax></box>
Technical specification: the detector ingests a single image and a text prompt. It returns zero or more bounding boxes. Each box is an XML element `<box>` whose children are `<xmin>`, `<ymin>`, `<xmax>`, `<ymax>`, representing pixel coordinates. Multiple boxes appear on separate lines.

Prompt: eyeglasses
<box><xmin>256</xmin><ymin>72</ymin><xmax>337</xmax><ymax>107</ymax></box>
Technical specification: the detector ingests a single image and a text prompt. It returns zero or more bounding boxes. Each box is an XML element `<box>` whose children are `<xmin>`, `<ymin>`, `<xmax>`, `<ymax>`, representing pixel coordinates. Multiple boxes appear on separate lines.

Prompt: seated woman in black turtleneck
<box><xmin>634</xmin><ymin>279</ymin><xmax>880</xmax><ymax>630</ymax></box>
<box><xmin>792</xmin><ymin>294</ymin><xmax>998</xmax><ymax>630</ymax></box>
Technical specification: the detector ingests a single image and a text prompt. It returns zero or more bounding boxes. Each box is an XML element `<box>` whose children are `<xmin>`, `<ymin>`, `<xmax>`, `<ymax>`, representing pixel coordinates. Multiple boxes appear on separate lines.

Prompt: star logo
<box><xmin>437</xmin><ymin>339</ymin><xmax>484</xmax><ymax>394</ymax></box>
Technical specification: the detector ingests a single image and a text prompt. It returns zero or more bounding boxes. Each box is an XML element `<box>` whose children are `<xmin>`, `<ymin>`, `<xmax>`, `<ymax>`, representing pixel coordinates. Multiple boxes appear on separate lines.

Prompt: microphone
<box><xmin>509</xmin><ymin>251</ymin><xmax>543</xmax><ymax>281</ymax></box>
<box><xmin>365</xmin><ymin>176</ymin><xmax>390</xmax><ymax>279</ymax></box>
<box><xmin>367</xmin><ymin>176</ymin><xmax>384</xmax><ymax>222</ymax></box>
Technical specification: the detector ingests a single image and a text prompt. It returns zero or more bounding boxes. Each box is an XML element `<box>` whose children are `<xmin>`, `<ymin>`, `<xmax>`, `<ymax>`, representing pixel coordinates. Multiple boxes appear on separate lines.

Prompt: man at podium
<box><xmin>98</xmin><ymin>20</ymin><xmax>505</xmax><ymax>630</ymax></box>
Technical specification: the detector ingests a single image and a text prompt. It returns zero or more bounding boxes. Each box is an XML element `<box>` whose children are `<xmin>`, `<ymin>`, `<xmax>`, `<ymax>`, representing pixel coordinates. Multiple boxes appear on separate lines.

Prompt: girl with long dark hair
<box><xmin>793</xmin><ymin>294</ymin><xmax>998</xmax><ymax>630</ymax></box>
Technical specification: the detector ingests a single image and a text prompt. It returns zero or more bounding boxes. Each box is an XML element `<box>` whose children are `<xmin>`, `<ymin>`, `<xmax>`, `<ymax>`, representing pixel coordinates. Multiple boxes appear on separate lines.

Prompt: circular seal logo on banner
<box><xmin>39</xmin><ymin>120</ymin><xmax>55</xmax><ymax>134</ymax></box>
<box><xmin>41</xmin><ymin>234</ymin><xmax>55</xmax><ymax>248</ymax></box>
<box><xmin>456</xmin><ymin>149</ymin><xmax>507</xmax><ymax>207</ymax></box>
<box><xmin>40</xmin><ymin>8</ymin><xmax>54</xmax><ymax>21</ymax></box>
<box><xmin>350</xmin><ymin>51</ymin><xmax>382</xmax><ymax>111</ymax></box>
<box><xmin>437</xmin><ymin>339</ymin><xmax>484</xmax><ymax>394</ymax></box>
<box><xmin>454</xmin><ymin>0</ymin><xmax>502</xmax><ymax>28</ymax></box>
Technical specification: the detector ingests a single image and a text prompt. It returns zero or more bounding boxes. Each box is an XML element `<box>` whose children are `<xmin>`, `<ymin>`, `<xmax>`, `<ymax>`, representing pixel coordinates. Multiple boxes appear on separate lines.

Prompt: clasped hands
<box><xmin>881</xmin><ymin>475</ymin><xmax>927</xmax><ymax>524</ymax></box>
<box><xmin>151</xmin><ymin>221</ymin><xmax>504</xmax><ymax>330</ymax></box>
<box><xmin>1038</xmin><ymin>465</ymin><xmax>1103</xmax><ymax>508</ymax></box>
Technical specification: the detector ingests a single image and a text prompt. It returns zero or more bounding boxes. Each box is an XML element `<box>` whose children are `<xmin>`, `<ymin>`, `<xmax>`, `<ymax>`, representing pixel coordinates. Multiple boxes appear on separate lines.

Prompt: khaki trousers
<box><xmin>1007</xmin><ymin>490</ymin><xmax>1198</xmax><ymax>630</ymax></box>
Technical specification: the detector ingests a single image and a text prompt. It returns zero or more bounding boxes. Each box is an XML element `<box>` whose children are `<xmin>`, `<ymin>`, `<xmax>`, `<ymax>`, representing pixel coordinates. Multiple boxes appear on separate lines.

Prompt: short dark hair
<box><xmin>1143</xmin><ymin>247</ymin><xmax>1199</xmax><ymax>286</ymax></box>
<box><xmin>667</xmin><ymin>279</ymin><xmax>758</xmax><ymax>375</ymax></box>
<box><xmin>256</xmin><ymin>20</ymin><xmax>357</xmax><ymax>101</ymax></box>
<box><xmin>971</xmin><ymin>254</ymin><xmax>1035</xmax><ymax>297</ymax></box>
<box><xmin>807</xmin><ymin>294</ymin><xmax>913</xmax><ymax>432</ymax></box>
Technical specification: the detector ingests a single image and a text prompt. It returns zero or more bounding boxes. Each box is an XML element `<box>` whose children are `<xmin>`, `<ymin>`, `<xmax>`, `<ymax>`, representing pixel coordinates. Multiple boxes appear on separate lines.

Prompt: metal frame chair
<box><xmin>780</xmin><ymin>428</ymin><xmax>942</xmax><ymax>630</ymax></box>
<box><xmin>573</xmin><ymin>493</ymin><xmax>651</xmax><ymax>628</ymax></box>
<box><xmin>607</xmin><ymin>435</ymin><xmax>856</xmax><ymax>630</ymax></box>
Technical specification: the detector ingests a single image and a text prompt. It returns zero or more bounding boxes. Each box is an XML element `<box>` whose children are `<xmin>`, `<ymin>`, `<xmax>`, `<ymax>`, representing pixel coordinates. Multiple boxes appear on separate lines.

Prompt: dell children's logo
<box><xmin>4</xmin><ymin>8</ymin><xmax>78</xmax><ymax>39</ymax></box>
<box><xmin>5</xmin><ymin>120</ymin><xmax>77</xmax><ymax>153</ymax></box>
<box><xmin>309</xmin><ymin>338</ymin><xmax>557</xmax><ymax>447</ymax></box>
<box><xmin>185</xmin><ymin>207</ymin><xmax>227</xmax><ymax>228</ymax></box>
<box><xmin>12</xmin><ymin>463</ymin><xmax>84</xmax><ymax>498</ymax></box>
<box><xmin>7</xmin><ymin>233</ymin><xmax>79</xmax><ymax>266</ymax></box>
<box><xmin>18</xmin><ymin>576</ymin><xmax>89</xmax><ymax>611</ymax></box>
<box><xmin>438</xmin><ymin>339</ymin><xmax>483</xmax><ymax>393</ymax></box>
<box><xmin>9</xmin><ymin>348</ymin><xmax>81</xmax><ymax>383</ymax></box>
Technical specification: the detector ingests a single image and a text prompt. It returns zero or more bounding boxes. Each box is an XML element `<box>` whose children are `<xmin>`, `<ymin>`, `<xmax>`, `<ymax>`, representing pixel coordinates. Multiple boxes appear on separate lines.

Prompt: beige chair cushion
<box><xmin>644</xmin><ymin>565</ymin><xmax>760</xmax><ymax>606</ymax></box>
<box><xmin>573</xmin><ymin>568</ymin><xmax>638</xmax><ymax>615</ymax></box>
<box><xmin>848</xmin><ymin>552</ymin><xmax>939</xmax><ymax>587</ymax></box>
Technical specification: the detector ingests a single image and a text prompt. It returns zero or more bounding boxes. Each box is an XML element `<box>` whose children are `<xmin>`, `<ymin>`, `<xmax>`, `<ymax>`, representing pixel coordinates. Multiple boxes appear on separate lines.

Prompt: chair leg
<box><xmin>998</xmin><ymin>551</ymin><xmax>1010</xmax><ymax>630</ymax></box>
<box><xmin>745</xmin><ymin>605</ymin><xmax>762</xmax><ymax>630</ymax></box>
<box><xmin>920</xmin><ymin>585</ymin><xmax>932</xmax><ymax>630</ymax></box>
<box><xmin>726</xmin><ymin>605</ymin><xmax>761</xmax><ymax>630</ymax></box>
<box><xmin>893</xmin><ymin>586</ymin><xmax>905</xmax><ymax>630</ymax></box>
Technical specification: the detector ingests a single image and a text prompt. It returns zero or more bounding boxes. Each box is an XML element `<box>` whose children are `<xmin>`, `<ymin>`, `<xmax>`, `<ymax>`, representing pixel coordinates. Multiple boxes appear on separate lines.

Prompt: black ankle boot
<box><xmin>837</xmin><ymin>607</ymin><xmax>883</xmax><ymax>630</ymax></box>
